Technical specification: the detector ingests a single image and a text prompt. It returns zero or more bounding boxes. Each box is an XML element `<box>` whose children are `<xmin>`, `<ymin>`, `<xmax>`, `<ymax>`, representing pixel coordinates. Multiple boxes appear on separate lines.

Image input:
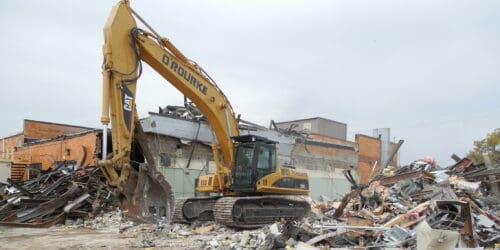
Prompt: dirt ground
<box><xmin>0</xmin><ymin>227</ymin><xmax>130</xmax><ymax>249</ymax></box>
<box><xmin>0</xmin><ymin>226</ymin><xmax>137</xmax><ymax>250</ymax></box>
<box><xmin>0</xmin><ymin>209</ymin><xmax>269</xmax><ymax>250</ymax></box>
<box><xmin>0</xmin><ymin>225</ymin><xmax>208</xmax><ymax>250</ymax></box>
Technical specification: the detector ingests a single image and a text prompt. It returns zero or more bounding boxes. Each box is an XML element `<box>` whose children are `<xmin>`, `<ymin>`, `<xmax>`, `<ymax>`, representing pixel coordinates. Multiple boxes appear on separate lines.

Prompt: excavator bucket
<box><xmin>102</xmin><ymin>122</ymin><xmax>175</xmax><ymax>224</ymax></box>
<box><xmin>118</xmin><ymin>162</ymin><xmax>174</xmax><ymax>224</ymax></box>
<box><xmin>118</xmin><ymin>123</ymin><xmax>174</xmax><ymax>224</ymax></box>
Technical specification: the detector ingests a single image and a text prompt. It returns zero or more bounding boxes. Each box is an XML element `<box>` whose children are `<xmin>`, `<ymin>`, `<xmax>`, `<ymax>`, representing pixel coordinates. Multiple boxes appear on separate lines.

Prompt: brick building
<box><xmin>0</xmin><ymin>120</ymin><xmax>103</xmax><ymax>181</ymax></box>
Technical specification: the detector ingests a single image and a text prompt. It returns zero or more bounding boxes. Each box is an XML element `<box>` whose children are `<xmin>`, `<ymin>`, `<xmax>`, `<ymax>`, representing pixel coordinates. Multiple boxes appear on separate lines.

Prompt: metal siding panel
<box><xmin>0</xmin><ymin>162</ymin><xmax>11</xmax><ymax>184</ymax></box>
<box><xmin>373</xmin><ymin>128</ymin><xmax>390</xmax><ymax>168</ymax></box>
<box><xmin>316</xmin><ymin>118</ymin><xmax>347</xmax><ymax>140</ymax></box>
<box><xmin>160</xmin><ymin>167</ymin><xmax>204</xmax><ymax>198</ymax></box>
<box><xmin>141</xmin><ymin>116</ymin><xmax>214</xmax><ymax>144</ymax></box>
<box><xmin>311</xmin><ymin>119</ymin><xmax>319</xmax><ymax>134</ymax></box>
<box><xmin>309</xmin><ymin>176</ymin><xmax>351</xmax><ymax>200</ymax></box>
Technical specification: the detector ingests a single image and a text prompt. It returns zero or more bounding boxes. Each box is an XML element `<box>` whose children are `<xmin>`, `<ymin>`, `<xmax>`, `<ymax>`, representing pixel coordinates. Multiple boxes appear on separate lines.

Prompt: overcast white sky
<box><xmin>0</xmin><ymin>0</ymin><xmax>499</xmax><ymax>166</ymax></box>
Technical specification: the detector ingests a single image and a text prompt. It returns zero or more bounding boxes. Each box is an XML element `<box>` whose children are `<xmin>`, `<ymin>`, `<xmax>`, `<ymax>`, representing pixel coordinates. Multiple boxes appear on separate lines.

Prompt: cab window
<box><xmin>256</xmin><ymin>145</ymin><xmax>275</xmax><ymax>172</ymax></box>
<box><xmin>236</xmin><ymin>145</ymin><xmax>254</xmax><ymax>169</ymax></box>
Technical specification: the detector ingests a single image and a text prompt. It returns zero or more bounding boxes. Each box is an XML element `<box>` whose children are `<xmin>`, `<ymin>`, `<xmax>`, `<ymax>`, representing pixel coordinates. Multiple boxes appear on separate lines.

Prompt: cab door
<box><xmin>231</xmin><ymin>143</ymin><xmax>256</xmax><ymax>192</ymax></box>
<box><xmin>231</xmin><ymin>142</ymin><xmax>277</xmax><ymax>192</ymax></box>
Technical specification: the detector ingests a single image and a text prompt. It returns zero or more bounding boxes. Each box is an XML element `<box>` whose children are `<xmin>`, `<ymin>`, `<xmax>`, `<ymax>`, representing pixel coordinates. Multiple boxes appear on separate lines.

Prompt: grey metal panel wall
<box><xmin>159</xmin><ymin>168</ymin><xmax>204</xmax><ymax>198</ymax></box>
<box><xmin>275</xmin><ymin>120</ymin><xmax>314</xmax><ymax>134</ymax></box>
<box><xmin>160</xmin><ymin>167</ymin><xmax>350</xmax><ymax>200</ymax></box>
<box><xmin>0</xmin><ymin>161</ymin><xmax>11</xmax><ymax>184</ymax></box>
<box><xmin>276</xmin><ymin>118</ymin><xmax>347</xmax><ymax>140</ymax></box>
<box><xmin>373</xmin><ymin>128</ymin><xmax>390</xmax><ymax>168</ymax></box>
<box><xmin>142</xmin><ymin>114</ymin><xmax>300</xmax><ymax>167</ymax></box>
<box><xmin>308</xmin><ymin>176</ymin><xmax>351</xmax><ymax>200</ymax></box>
<box><xmin>317</xmin><ymin>118</ymin><xmax>347</xmax><ymax>140</ymax></box>
<box><xmin>141</xmin><ymin>115</ymin><xmax>214</xmax><ymax>144</ymax></box>
<box><xmin>311</xmin><ymin>119</ymin><xmax>320</xmax><ymax>134</ymax></box>
<box><xmin>142</xmin><ymin>114</ymin><xmax>296</xmax><ymax>148</ymax></box>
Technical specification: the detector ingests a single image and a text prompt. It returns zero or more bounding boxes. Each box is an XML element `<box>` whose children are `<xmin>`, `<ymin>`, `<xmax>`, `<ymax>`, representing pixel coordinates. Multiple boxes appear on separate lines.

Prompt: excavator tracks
<box><xmin>173</xmin><ymin>195</ymin><xmax>310</xmax><ymax>228</ymax></box>
<box><xmin>172</xmin><ymin>197</ymin><xmax>219</xmax><ymax>223</ymax></box>
<box><xmin>213</xmin><ymin>195</ymin><xmax>310</xmax><ymax>228</ymax></box>
<box><xmin>172</xmin><ymin>198</ymin><xmax>189</xmax><ymax>223</ymax></box>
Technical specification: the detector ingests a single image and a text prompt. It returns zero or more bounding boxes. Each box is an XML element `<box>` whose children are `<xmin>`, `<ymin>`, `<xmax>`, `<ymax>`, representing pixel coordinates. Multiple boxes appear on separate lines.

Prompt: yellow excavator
<box><xmin>97</xmin><ymin>1</ymin><xmax>310</xmax><ymax>228</ymax></box>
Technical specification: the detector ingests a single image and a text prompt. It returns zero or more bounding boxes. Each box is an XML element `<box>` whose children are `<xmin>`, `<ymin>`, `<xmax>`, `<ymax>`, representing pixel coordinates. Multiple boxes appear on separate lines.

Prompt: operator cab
<box><xmin>231</xmin><ymin>135</ymin><xmax>277</xmax><ymax>192</ymax></box>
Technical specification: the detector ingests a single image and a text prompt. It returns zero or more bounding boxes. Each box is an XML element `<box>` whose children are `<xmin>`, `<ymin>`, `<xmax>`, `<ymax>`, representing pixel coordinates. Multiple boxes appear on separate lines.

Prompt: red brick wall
<box><xmin>294</xmin><ymin>143</ymin><xmax>355</xmax><ymax>157</ymax></box>
<box><xmin>13</xmin><ymin>132</ymin><xmax>98</xmax><ymax>170</ymax></box>
<box><xmin>356</xmin><ymin>134</ymin><xmax>398</xmax><ymax>184</ymax></box>
<box><xmin>1</xmin><ymin>134</ymin><xmax>24</xmax><ymax>160</ymax></box>
<box><xmin>308</xmin><ymin>134</ymin><xmax>357</xmax><ymax>147</ymax></box>
<box><xmin>23</xmin><ymin>120</ymin><xmax>91</xmax><ymax>140</ymax></box>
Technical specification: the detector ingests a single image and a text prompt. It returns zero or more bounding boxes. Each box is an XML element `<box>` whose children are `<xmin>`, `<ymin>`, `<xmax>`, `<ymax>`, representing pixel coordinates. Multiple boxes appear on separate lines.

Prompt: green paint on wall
<box><xmin>160</xmin><ymin>167</ymin><xmax>350</xmax><ymax>200</ymax></box>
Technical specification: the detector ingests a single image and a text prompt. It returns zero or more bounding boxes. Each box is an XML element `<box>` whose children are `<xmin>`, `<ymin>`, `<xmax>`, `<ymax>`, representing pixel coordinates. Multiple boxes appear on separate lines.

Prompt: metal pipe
<box><xmin>130</xmin><ymin>7</ymin><xmax>161</xmax><ymax>42</ymax></box>
<box><xmin>130</xmin><ymin>7</ymin><xmax>189</xmax><ymax>64</ymax></box>
<box><xmin>102</xmin><ymin>125</ymin><xmax>108</xmax><ymax>160</ymax></box>
<box><xmin>64</xmin><ymin>193</ymin><xmax>91</xmax><ymax>213</ymax></box>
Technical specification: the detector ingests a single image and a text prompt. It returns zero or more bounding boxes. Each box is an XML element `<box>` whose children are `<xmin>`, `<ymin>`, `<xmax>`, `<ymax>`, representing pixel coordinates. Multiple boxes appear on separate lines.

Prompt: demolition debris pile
<box><xmin>295</xmin><ymin>157</ymin><xmax>500</xmax><ymax>249</ymax></box>
<box><xmin>0</xmin><ymin>157</ymin><xmax>499</xmax><ymax>249</ymax></box>
<box><xmin>122</xmin><ymin>156</ymin><xmax>500</xmax><ymax>249</ymax></box>
<box><xmin>0</xmin><ymin>162</ymin><xmax>118</xmax><ymax>227</ymax></box>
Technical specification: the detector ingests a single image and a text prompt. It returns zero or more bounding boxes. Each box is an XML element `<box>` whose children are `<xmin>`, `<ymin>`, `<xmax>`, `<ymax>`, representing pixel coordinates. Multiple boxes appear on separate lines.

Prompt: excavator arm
<box><xmin>97</xmin><ymin>1</ymin><xmax>239</xmax><ymax>222</ymax></box>
<box><xmin>135</xmin><ymin>30</ymin><xmax>240</xmax><ymax>167</ymax></box>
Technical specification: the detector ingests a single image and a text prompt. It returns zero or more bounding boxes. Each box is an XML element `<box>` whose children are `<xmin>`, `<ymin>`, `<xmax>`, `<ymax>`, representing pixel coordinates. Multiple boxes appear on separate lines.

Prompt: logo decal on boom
<box><xmin>121</xmin><ymin>85</ymin><xmax>134</xmax><ymax>131</ymax></box>
<box><xmin>123</xmin><ymin>94</ymin><xmax>133</xmax><ymax>111</ymax></box>
<box><xmin>162</xmin><ymin>54</ymin><xmax>208</xmax><ymax>95</ymax></box>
